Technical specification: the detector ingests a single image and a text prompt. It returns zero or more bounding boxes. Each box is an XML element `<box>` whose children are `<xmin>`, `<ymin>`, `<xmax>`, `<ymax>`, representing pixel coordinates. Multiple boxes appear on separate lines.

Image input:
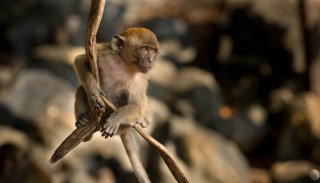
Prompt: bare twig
<box><xmin>86</xmin><ymin>0</ymin><xmax>115</xmax><ymax>110</ymax></box>
<box><xmin>49</xmin><ymin>113</ymin><xmax>100</xmax><ymax>163</ymax></box>
<box><xmin>85</xmin><ymin>0</ymin><xmax>105</xmax><ymax>85</ymax></box>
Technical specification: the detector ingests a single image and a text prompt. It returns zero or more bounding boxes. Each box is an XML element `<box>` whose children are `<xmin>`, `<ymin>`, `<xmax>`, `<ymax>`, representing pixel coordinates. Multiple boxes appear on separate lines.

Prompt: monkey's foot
<box><xmin>88</xmin><ymin>87</ymin><xmax>106</xmax><ymax>113</ymax></box>
<box><xmin>76</xmin><ymin>114</ymin><xmax>90</xmax><ymax>128</ymax></box>
<box><xmin>139</xmin><ymin>119</ymin><xmax>149</xmax><ymax>128</ymax></box>
<box><xmin>100</xmin><ymin>115</ymin><xmax>121</xmax><ymax>138</ymax></box>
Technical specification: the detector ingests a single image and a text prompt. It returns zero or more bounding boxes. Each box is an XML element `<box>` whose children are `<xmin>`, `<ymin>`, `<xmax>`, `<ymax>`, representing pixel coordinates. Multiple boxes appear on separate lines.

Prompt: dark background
<box><xmin>0</xmin><ymin>0</ymin><xmax>320</xmax><ymax>183</ymax></box>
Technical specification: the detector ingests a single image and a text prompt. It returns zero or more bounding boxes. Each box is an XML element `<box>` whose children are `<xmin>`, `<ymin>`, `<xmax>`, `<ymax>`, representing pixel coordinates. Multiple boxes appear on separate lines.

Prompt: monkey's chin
<box><xmin>140</xmin><ymin>67</ymin><xmax>151</xmax><ymax>73</ymax></box>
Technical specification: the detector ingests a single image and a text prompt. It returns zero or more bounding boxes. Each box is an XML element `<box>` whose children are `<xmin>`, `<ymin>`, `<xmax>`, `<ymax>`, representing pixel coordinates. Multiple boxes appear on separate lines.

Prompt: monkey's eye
<box><xmin>150</xmin><ymin>48</ymin><xmax>157</xmax><ymax>54</ymax></box>
<box><xmin>141</xmin><ymin>46</ymin><xmax>148</xmax><ymax>52</ymax></box>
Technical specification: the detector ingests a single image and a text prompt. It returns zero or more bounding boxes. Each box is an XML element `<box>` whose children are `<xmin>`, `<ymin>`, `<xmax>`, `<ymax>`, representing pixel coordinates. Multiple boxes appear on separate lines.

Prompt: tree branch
<box><xmin>85</xmin><ymin>0</ymin><xmax>105</xmax><ymax>86</ymax></box>
<box><xmin>50</xmin><ymin>0</ymin><xmax>108</xmax><ymax>164</ymax></box>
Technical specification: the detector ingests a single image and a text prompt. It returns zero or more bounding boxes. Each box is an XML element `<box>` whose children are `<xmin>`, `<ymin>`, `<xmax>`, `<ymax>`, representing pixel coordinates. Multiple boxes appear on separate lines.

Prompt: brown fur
<box><xmin>73</xmin><ymin>27</ymin><xmax>158</xmax><ymax>183</ymax></box>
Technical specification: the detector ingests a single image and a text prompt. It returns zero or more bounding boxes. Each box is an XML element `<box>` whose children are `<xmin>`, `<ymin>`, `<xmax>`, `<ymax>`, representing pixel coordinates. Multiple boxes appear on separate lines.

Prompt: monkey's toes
<box><xmin>94</xmin><ymin>102</ymin><xmax>105</xmax><ymax>112</ymax></box>
<box><xmin>101</xmin><ymin>128</ymin><xmax>116</xmax><ymax>138</ymax></box>
<box><xmin>101</xmin><ymin>131</ymin><xmax>113</xmax><ymax>138</ymax></box>
<box><xmin>90</xmin><ymin>95</ymin><xmax>105</xmax><ymax>112</ymax></box>
<box><xmin>139</xmin><ymin>120</ymin><xmax>149</xmax><ymax>128</ymax></box>
<box><xmin>100</xmin><ymin>123</ymin><xmax>119</xmax><ymax>138</ymax></box>
<box><xmin>76</xmin><ymin>115</ymin><xmax>90</xmax><ymax>127</ymax></box>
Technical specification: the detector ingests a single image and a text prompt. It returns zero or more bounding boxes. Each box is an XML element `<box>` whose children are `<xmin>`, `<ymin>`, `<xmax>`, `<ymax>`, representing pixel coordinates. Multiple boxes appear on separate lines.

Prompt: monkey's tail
<box><xmin>134</xmin><ymin>125</ymin><xmax>190</xmax><ymax>183</ymax></box>
<box><xmin>120</xmin><ymin>130</ymin><xmax>151</xmax><ymax>183</ymax></box>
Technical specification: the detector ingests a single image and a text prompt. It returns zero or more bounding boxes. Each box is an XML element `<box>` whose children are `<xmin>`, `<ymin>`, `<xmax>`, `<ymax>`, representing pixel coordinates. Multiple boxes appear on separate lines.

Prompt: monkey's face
<box><xmin>134</xmin><ymin>46</ymin><xmax>158</xmax><ymax>73</ymax></box>
<box><xmin>112</xmin><ymin>28</ymin><xmax>159</xmax><ymax>73</ymax></box>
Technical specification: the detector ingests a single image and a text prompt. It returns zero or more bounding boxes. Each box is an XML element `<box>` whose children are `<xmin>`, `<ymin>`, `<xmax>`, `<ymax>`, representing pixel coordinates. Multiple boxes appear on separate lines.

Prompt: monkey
<box><xmin>73</xmin><ymin>27</ymin><xmax>159</xmax><ymax>183</ymax></box>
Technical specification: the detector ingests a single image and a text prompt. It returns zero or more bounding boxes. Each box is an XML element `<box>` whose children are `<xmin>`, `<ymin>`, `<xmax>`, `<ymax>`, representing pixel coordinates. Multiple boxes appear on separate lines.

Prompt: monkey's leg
<box><xmin>75</xmin><ymin>86</ymin><xmax>94</xmax><ymax>142</ymax></box>
<box><xmin>121</xmin><ymin>130</ymin><xmax>151</xmax><ymax>183</ymax></box>
<box><xmin>75</xmin><ymin>86</ymin><xmax>91</xmax><ymax>126</ymax></box>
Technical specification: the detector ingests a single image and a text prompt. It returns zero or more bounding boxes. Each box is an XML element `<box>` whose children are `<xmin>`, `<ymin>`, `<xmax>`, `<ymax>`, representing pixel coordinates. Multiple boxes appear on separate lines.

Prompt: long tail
<box><xmin>134</xmin><ymin>125</ymin><xmax>190</xmax><ymax>183</ymax></box>
<box><xmin>121</xmin><ymin>130</ymin><xmax>151</xmax><ymax>183</ymax></box>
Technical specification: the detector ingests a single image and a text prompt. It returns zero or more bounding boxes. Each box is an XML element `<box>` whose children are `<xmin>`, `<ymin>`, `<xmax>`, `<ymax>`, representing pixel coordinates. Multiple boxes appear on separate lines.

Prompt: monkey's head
<box><xmin>111</xmin><ymin>27</ymin><xmax>159</xmax><ymax>73</ymax></box>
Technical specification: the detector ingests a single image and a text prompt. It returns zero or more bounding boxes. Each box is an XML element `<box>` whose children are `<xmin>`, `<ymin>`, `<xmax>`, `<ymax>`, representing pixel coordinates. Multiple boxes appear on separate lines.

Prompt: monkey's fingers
<box><xmin>139</xmin><ymin>119</ymin><xmax>149</xmax><ymax>128</ymax></box>
<box><xmin>101</xmin><ymin>125</ymin><xmax>117</xmax><ymax>138</ymax></box>
<box><xmin>101</xmin><ymin>131</ymin><xmax>111</xmax><ymax>138</ymax></box>
<box><xmin>93</xmin><ymin>100</ymin><xmax>105</xmax><ymax>112</ymax></box>
<box><xmin>100</xmin><ymin>124</ymin><xmax>111</xmax><ymax>138</ymax></box>
<box><xmin>76</xmin><ymin>115</ymin><xmax>90</xmax><ymax>127</ymax></box>
<box><xmin>75</xmin><ymin>122</ymin><xmax>82</xmax><ymax>128</ymax></box>
<box><xmin>99</xmin><ymin>89</ymin><xmax>107</xmax><ymax>98</ymax></box>
<box><xmin>89</xmin><ymin>95</ymin><xmax>105</xmax><ymax>113</ymax></box>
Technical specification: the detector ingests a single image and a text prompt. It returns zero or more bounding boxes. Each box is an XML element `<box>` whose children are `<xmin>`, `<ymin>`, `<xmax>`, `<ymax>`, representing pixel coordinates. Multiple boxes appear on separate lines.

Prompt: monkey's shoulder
<box><xmin>97</xmin><ymin>42</ymin><xmax>111</xmax><ymax>50</ymax></box>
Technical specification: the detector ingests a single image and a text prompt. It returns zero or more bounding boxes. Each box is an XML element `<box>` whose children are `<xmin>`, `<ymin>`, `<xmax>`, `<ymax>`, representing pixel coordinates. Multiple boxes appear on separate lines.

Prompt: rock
<box><xmin>0</xmin><ymin>61</ymin><xmax>24</xmax><ymax>94</ymax></box>
<box><xmin>250</xmin><ymin>168</ymin><xmax>271</xmax><ymax>183</ymax></box>
<box><xmin>2</xmin><ymin>69</ymin><xmax>75</xmax><ymax>122</ymax></box>
<box><xmin>271</xmin><ymin>161</ymin><xmax>317</xmax><ymax>183</ymax></box>
<box><xmin>159</xmin><ymin>39</ymin><xmax>196</xmax><ymax>64</ymax></box>
<box><xmin>171</xmin><ymin>67</ymin><xmax>222</xmax><ymax>127</ymax></box>
<box><xmin>0</xmin><ymin>142</ymin><xmax>52</xmax><ymax>183</ymax></box>
<box><xmin>33</xmin><ymin>45</ymin><xmax>84</xmax><ymax>65</ymax></box>
<box><xmin>0</xmin><ymin>125</ymin><xmax>30</xmax><ymax>151</ymax></box>
<box><xmin>184</xmin><ymin>85</ymin><xmax>222</xmax><ymax>129</ymax></box>
<box><xmin>226</xmin><ymin>112</ymin><xmax>269</xmax><ymax>152</ymax></box>
<box><xmin>149</xmin><ymin>97</ymin><xmax>171</xmax><ymax>126</ymax></box>
<box><xmin>174</xmin><ymin>99</ymin><xmax>196</xmax><ymax>120</ymax></box>
<box><xmin>310</xmin><ymin>57</ymin><xmax>320</xmax><ymax>95</ymax></box>
<box><xmin>97</xmin><ymin>168</ymin><xmax>116</xmax><ymax>183</ymax></box>
<box><xmin>172</xmin><ymin>66</ymin><xmax>218</xmax><ymax>94</ymax></box>
<box><xmin>148</xmin><ymin>59</ymin><xmax>177</xmax><ymax>102</ymax></box>
<box><xmin>168</xmin><ymin>67</ymin><xmax>268</xmax><ymax>152</ymax></box>
<box><xmin>157</xmin><ymin>116</ymin><xmax>250</xmax><ymax>183</ymax></box>
<box><xmin>274</xmin><ymin>92</ymin><xmax>320</xmax><ymax>161</ymax></box>
<box><xmin>226</xmin><ymin>0</ymin><xmax>304</xmax><ymax>74</ymax></box>
<box><xmin>304</xmin><ymin>92</ymin><xmax>320</xmax><ymax>140</ymax></box>
<box><xmin>149</xmin><ymin>59</ymin><xmax>178</xmax><ymax>89</ymax></box>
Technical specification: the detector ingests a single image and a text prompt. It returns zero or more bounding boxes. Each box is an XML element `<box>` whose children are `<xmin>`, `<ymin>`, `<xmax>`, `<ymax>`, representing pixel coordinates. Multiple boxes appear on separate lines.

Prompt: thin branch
<box><xmin>85</xmin><ymin>0</ymin><xmax>105</xmax><ymax>86</ymax></box>
<box><xmin>134</xmin><ymin>124</ymin><xmax>190</xmax><ymax>183</ymax></box>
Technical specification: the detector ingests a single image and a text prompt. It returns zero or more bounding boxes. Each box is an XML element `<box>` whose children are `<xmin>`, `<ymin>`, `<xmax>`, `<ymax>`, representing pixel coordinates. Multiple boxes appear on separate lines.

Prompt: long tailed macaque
<box><xmin>73</xmin><ymin>27</ymin><xmax>159</xmax><ymax>183</ymax></box>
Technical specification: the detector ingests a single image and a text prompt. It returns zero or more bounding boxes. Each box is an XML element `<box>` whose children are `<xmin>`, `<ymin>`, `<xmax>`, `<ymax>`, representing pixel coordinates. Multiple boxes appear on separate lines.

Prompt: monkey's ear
<box><xmin>111</xmin><ymin>35</ymin><xmax>125</xmax><ymax>52</ymax></box>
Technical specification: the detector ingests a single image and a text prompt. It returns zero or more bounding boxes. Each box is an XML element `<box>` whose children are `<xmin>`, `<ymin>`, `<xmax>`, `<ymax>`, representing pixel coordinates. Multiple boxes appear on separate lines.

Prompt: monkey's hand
<box><xmin>88</xmin><ymin>86</ymin><xmax>106</xmax><ymax>113</ymax></box>
<box><xmin>139</xmin><ymin>118</ymin><xmax>150</xmax><ymax>128</ymax></box>
<box><xmin>76</xmin><ymin>114</ymin><xmax>90</xmax><ymax>127</ymax></box>
<box><xmin>100</xmin><ymin>111</ymin><xmax>122</xmax><ymax>138</ymax></box>
<box><xmin>139</xmin><ymin>108</ymin><xmax>152</xmax><ymax>128</ymax></box>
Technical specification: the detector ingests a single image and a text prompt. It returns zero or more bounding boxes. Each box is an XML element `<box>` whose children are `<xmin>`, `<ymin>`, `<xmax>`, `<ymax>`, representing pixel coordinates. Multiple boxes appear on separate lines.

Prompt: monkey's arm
<box><xmin>74</xmin><ymin>56</ymin><xmax>96</xmax><ymax>90</ymax></box>
<box><xmin>74</xmin><ymin>56</ymin><xmax>105</xmax><ymax>112</ymax></box>
<box><xmin>117</xmin><ymin>103</ymin><xmax>143</xmax><ymax>123</ymax></box>
<box><xmin>101</xmin><ymin>103</ymin><xmax>143</xmax><ymax>137</ymax></box>
<box><xmin>141</xmin><ymin>97</ymin><xmax>152</xmax><ymax>128</ymax></box>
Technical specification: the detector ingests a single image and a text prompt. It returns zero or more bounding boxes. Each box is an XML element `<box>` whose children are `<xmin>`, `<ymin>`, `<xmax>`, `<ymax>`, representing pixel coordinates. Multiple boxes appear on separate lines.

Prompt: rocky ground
<box><xmin>0</xmin><ymin>0</ymin><xmax>320</xmax><ymax>183</ymax></box>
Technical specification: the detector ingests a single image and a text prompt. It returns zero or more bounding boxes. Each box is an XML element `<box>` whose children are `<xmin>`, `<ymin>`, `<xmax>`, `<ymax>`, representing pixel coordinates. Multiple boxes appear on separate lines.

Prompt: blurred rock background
<box><xmin>1</xmin><ymin>0</ymin><xmax>320</xmax><ymax>183</ymax></box>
